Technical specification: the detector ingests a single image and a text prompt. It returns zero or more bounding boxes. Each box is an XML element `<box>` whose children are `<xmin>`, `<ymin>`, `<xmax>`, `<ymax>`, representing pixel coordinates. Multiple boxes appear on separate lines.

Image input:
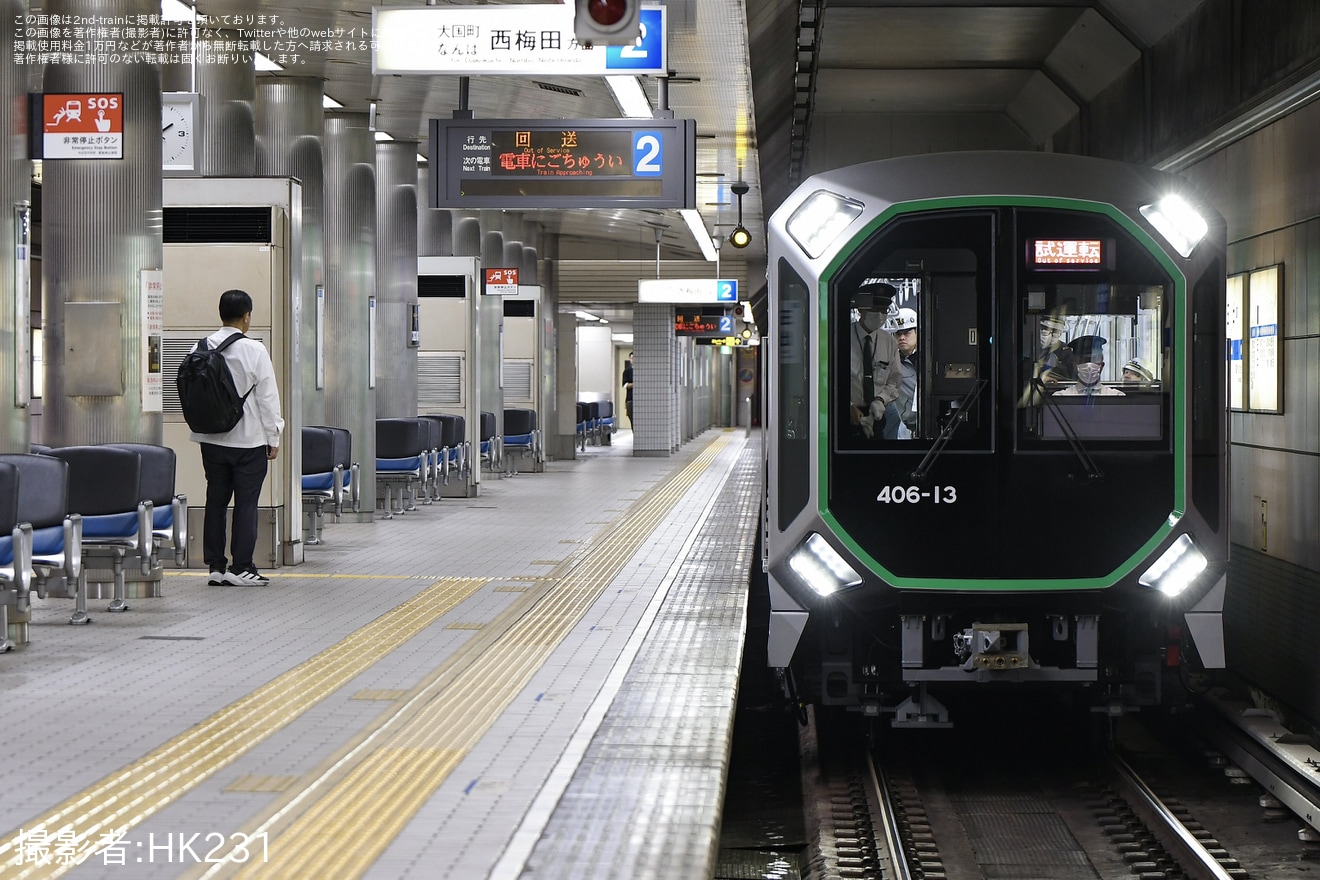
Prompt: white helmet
<box><xmin>886</xmin><ymin>307</ymin><xmax>917</xmax><ymax>333</ymax></box>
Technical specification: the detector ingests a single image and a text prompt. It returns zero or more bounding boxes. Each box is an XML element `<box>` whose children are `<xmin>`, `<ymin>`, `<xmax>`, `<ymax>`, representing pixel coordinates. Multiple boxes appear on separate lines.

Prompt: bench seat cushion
<box><xmin>81</xmin><ymin>511</ymin><xmax>139</xmax><ymax>539</ymax></box>
<box><xmin>31</xmin><ymin>525</ymin><xmax>65</xmax><ymax>558</ymax></box>
<box><xmin>378</xmin><ymin>456</ymin><xmax>422</xmax><ymax>473</ymax></box>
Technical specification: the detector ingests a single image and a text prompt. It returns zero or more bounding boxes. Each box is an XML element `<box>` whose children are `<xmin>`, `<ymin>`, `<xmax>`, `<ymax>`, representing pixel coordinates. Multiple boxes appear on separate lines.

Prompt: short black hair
<box><xmin>219</xmin><ymin>289</ymin><xmax>254</xmax><ymax>323</ymax></box>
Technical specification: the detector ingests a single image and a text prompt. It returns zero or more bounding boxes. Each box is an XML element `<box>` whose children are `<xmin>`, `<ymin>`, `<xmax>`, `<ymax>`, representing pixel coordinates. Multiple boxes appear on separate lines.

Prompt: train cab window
<box><xmin>1018</xmin><ymin>285</ymin><xmax>1168</xmax><ymax>442</ymax></box>
<box><xmin>832</xmin><ymin>211</ymin><xmax>994</xmax><ymax>453</ymax></box>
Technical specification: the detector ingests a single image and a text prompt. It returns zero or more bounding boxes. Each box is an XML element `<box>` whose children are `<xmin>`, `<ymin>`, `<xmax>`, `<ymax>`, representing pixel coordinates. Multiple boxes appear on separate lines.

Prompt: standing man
<box><xmin>848</xmin><ymin>282</ymin><xmax>903</xmax><ymax>442</ymax></box>
<box><xmin>191</xmin><ymin>289</ymin><xmax>284</xmax><ymax>586</ymax></box>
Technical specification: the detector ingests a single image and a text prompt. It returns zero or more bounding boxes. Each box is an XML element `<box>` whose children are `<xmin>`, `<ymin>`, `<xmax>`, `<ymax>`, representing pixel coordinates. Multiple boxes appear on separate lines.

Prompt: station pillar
<box><xmin>323</xmin><ymin>111</ymin><xmax>377</xmax><ymax>518</ymax></box>
<box><xmin>0</xmin><ymin>0</ymin><xmax>29</xmax><ymax>453</ymax></box>
<box><xmin>39</xmin><ymin>0</ymin><xmax>162</xmax><ymax>447</ymax></box>
<box><xmin>632</xmin><ymin>302</ymin><xmax>677</xmax><ymax>456</ymax></box>
<box><xmin>256</xmin><ymin>77</ymin><xmax>326</xmax><ymax>427</ymax></box>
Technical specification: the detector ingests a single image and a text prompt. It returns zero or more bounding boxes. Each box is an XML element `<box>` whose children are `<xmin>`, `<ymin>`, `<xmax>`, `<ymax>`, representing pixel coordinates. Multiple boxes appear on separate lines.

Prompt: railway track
<box><xmin>801</xmin><ymin>694</ymin><xmax>1320</xmax><ymax>880</ymax></box>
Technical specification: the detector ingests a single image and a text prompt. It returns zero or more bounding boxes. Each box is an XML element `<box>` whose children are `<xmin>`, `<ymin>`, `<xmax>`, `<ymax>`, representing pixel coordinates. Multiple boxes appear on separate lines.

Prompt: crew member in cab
<box><xmin>1054</xmin><ymin>335</ymin><xmax>1125</xmax><ymax>396</ymax></box>
<box><xmin>1020</xmin><ymin>312</ymin><xmax>1077</xmax><ymax>406</ymax></box>
<box><xmin>848</xmin><ymin>282</ymin><xmax>903</xmax><ymax>442</ymax></box>
<box><xmin>886</xmin><ymin>306</ymin><xmax>919</xmax><ymax>438</ymax></box>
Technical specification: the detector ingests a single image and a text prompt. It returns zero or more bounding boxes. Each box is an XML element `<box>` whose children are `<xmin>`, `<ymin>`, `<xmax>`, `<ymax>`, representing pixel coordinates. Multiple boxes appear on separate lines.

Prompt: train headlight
<box><xmin>1139</xmin><ymin>534</ymin><xmax>1208</xmax><ymax>596</ymax></box>
<box><xmin>788</xmin><ymin>533</ymin><xmax>863</xmax><ymax>597</ymax></box>
<box><xmin>1140</xmin><ymin>194</ymin><xmax>1208</xmax><ymax>258</ymax></box>
<box><xmin>785</xmin><ymin>190</ymin><xmax>864</xmax><ymax>259</ymax></box>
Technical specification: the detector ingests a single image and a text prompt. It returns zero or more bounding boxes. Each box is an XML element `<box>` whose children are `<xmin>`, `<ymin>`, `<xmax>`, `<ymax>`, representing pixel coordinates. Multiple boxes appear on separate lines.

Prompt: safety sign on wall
<box><xmin>40</xmin><ymin>92</ymin><xmax>124</xmax><ymax>159</ymax></box>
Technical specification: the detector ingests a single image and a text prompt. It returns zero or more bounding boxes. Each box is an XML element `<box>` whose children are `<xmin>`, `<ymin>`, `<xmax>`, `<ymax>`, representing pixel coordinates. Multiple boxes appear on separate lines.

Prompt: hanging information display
<box><xmin>430</xmin><ymin>117</ymin><xmax>696</xmax><ymax>209</ymax></box>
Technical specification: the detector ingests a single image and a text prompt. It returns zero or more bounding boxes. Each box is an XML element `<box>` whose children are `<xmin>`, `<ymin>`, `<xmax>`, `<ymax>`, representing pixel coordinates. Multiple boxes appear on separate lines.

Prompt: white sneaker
<box><xmin>208</xmin><ymin>570</ymin><xmax>226</xmax><ymax>586</ymax></box>
<box><xmin>223</xmin><ymin>569</ymin><xmax>270</xmax><ymax>586</ymax></box>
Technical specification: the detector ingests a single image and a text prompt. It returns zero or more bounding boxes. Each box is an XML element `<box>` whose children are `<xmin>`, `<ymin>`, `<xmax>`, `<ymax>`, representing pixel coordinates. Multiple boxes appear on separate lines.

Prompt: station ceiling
<box><xmin>112</xmin><ymin>1</ymin><xmax>1209</xmax><ymax>328</ymax></box>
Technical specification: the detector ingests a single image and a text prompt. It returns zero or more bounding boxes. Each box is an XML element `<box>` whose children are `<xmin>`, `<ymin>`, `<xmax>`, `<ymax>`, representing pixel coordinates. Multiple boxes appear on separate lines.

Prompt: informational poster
<box><xmin>315</xmin><ymin>285</ymin><xmax>325</xmax><ymax>389</ymax></box>
<box><xmin>368</xmin><ymin>295</ymin><xmax>377</xmax><ymax>389</ymax></box>
<box><xmin>1247</xmin><ymin>265</ymin><xmax>1281</xmax><ymax>412</ymax></box>
<box><xmin>14</xmin><ymin>204</ymin><xmax>30</xmax><ymax>407</ymax></box>
<box><xmin>1226</xmin><ymin>274</ymin><xmax>1243</xmax><ymax>410</ymax></box>
<box><xmin>140</xmin><ymin>269</ymin><xmax>164</xmax><ymax>412</ymax></box>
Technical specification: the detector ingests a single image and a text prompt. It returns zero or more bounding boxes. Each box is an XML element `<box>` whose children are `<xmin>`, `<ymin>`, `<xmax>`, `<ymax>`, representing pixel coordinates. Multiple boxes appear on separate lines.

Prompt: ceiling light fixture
<box><xmin>606</xmin><ymin>76</ymin><xmax>653</xmax><ymax>118</ymax></box>
<box><xmin>728</xmin><ymin>181</ymin><xmax>751</xmax><ymax>249</ymax></box>
<box><xmin>679</xmin><ymin>208</ymin><xmax>718</xmax><ymax>262</ymax></box>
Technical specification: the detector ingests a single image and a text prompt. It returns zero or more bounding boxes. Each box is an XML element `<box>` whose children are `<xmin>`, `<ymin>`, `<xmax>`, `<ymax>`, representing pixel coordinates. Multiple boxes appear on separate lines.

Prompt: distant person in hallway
<box><xmin>622</xmin><ymin>353</ymin><xmax>634</xmax><ymax>427</ymax></box>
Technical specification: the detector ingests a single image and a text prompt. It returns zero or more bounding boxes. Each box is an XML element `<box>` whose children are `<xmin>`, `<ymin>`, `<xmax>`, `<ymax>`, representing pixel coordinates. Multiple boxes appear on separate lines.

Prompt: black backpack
<box><xmin>176</xmin><ymin>333</ymin><xmax>254</xmax><ymax>434</ymax></box>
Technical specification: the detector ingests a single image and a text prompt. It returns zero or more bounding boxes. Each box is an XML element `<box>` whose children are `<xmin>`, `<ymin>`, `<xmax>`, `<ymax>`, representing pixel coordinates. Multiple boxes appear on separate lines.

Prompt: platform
<box><xmin>0</xmin><ymin>428</ymin><xmax>759</xmax><ymax>880</ymax></box>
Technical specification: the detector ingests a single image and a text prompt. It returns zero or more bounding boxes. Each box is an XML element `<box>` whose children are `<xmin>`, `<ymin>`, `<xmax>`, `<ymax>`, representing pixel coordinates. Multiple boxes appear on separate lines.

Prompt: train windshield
<box><xmin>1018</xmin><ymin>286</ymin><xmax>1167</xmax><ymax>442</ymax></box>
<box><xmin>1015</xmin><ymin>210</ymin><xmax>1173</xmax><ymax>447</ymax></box>
<box><xmin>831</xmin><ymin>211</ymin><xmax>995</xmax><ymax>452</ymax></box>
<box><xmin>827</xmin><ymin>207</ymin><xmax>1172</xmax><ymax>456</ymax></box>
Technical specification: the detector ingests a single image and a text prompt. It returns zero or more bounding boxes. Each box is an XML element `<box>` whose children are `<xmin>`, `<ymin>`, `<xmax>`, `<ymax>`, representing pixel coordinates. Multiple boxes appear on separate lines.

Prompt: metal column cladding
<box><xmin>257</xmin><ymin>77</ymin><xmax>326</xmax><ymax>427</ymax></box>
<box><xmin>417</xmin><ymin>168</ymin><xmax>454</xmax><ymax>257</ymax></box>
<box><xmin>40</xmin><ymin>0</ymin><xmax>163</xmax><ymax>447</ymax></box>
<box><xmin>0</xmin><ymin>0</ymin><xmax>29</xmax><ymax>452</ymax></box>
<box><xmin>453</xmin><ymin>216</ymin><xmax>481</xmax><ymax>257</ymax></box>
<box><xmin>323</xmin><ymin>111</ymin><xmax>378</xmax><ymax>515</ymax></box>
<box><xmin>375</xmin><ymin>139</ymin><xmax>419</xmax><ymax>419</ymax></box>
<box><xmin>195</xmin><ymin>29</ymin><xmax>256</xmax><ymax>178</ymax></box>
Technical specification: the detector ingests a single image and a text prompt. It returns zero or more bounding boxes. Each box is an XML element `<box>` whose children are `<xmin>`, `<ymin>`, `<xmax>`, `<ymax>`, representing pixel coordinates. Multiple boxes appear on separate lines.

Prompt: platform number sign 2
<box><xmin>633</xmin><ymin>130</ymin><xmax>662</xmax><ymax>177</ymax></box>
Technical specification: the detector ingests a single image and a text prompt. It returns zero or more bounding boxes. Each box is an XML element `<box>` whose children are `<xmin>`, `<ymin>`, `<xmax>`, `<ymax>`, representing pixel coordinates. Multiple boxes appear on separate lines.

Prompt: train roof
<box><xmin>775</xmin><ymin>151</ymin><xmax>1224</xmax><ymax>227</ymax></box>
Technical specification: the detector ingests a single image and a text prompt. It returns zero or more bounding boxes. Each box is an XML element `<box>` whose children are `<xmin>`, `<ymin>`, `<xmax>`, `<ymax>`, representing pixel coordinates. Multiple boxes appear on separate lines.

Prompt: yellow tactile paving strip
<box><xmin>212</xmin><ymin>433</ymin><xmax>734</xmax><ymax>879</ymax></box>
<box><xmin>0</xmin><ymin>432</ymin><xmax>734</xmax><ymax>879</ymax></box>
<box><xmin>0</xmin><ymin>576</ymin><xmax>490</xmax><ymax>879</ymax></box>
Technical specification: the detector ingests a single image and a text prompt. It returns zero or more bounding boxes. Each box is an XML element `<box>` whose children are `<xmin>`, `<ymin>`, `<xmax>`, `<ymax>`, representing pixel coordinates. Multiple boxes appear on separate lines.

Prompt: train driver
<box><xmin>849</xmin><ymin>282</ymin><xmax>904</xmax><ymax>442</ymax></box>
<box><xmin>1054</xmin><ymin>335</ymin><xmax>1125</xmax><ymax>396</ymax></box>
<box><xmin>1020</xmin><ymin>312</ymin><xmax>1078</xmax><ymax>407</ymax></box>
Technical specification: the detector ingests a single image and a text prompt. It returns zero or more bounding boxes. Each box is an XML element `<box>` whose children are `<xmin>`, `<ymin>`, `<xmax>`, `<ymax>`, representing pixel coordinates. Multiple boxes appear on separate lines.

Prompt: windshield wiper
<box><xmin>911</xmin><ymin>379</ymin><xmax>987</xmax><ymax>480</ymax></box>
<box><xmin>1032</xmin><ymin>377</ymin><xmax>1104</xmax><ymax>483</ymax></box>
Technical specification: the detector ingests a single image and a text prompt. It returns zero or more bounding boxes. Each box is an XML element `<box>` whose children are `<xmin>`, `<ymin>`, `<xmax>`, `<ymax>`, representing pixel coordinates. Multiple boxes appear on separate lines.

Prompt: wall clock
<box><xmin>162</xmin><ymin>92</ymin><xmax>201</xmax><ymax>175</ymax></box>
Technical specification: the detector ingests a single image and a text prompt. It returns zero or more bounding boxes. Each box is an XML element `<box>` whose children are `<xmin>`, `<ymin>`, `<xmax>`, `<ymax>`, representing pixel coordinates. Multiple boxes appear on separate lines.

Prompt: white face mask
<box><xmin>1077</xmin><ymin>362</ymin><xmax>1103</xmax><ymax>386</ymax></box>
<box><xmin>1040</xmin><ymin>329</ymin><xmax>1062</xmax><ymax>348</ymax></box>
<box><xmin>860</xmin><ymin>310</ymin><xmax>885</xmax><ymax>333</ymax></box>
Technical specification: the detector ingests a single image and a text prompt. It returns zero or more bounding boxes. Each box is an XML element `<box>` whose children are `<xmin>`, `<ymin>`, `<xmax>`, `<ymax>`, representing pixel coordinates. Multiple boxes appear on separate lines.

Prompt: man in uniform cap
<box><xmin>1054</xmin><ymin>335</ymin><xmax>1125</xmax><ymax>396</ymax></box>
<box><xmin>849</xmin><ymin>281</ymin><xmax>904</xmax><ymax>441</ymax></box>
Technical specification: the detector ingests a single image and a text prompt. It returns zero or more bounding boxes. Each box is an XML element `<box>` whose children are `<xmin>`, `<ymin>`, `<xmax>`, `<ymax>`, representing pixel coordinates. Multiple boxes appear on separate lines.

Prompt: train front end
<box><xmin>762</xmin><ymin>152</ymin><xmax>1228</xmax><ymax>726</ymax></box>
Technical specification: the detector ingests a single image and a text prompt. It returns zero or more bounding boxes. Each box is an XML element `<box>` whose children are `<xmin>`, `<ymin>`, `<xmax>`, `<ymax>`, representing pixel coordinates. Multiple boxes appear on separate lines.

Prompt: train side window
<box><xmin>776</xmin><ymin>260</ymin><xmax>811</xmax><ymax>528</ymax></box>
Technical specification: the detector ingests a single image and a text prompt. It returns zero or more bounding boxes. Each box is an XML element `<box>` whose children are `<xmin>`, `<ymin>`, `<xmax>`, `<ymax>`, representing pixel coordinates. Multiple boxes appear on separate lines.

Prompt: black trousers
<box><xmin>200</xmin><ymin>443</ymin><xmax>268</xmax><ymax>573</ymax></box>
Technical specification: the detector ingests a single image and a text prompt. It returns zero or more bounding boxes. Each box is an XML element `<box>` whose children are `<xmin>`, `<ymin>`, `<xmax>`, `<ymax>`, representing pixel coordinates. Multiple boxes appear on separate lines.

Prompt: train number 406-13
<box><xmin>876</xmin><ymin>485</ymin><xmax>958</xmax><ymax>504</ymax></box>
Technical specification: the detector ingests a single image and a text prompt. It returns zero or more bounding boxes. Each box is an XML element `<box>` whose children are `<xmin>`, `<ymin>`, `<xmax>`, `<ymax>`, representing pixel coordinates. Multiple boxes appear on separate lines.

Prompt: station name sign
<box><xmin>429</xmin><ymin>117</ymin><xmax>696</xmax><ymax>210</ymax></box>
<box><xmin>373</xmin><ymin>5</ymin><xmax>667</xmax><ymax>76</ymax></box>
<box><xmin>637</xmin><ymin>278</ymin><xmax>738</xmax><ymax>304</ymax></box>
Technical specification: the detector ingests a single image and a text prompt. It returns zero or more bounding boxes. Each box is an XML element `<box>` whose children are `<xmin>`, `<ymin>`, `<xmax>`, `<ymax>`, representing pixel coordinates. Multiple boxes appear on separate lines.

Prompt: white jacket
<box><xmin>187</xmin><ymin>327</ymin><xmax>285</xmax><ymax>450</ymax></box>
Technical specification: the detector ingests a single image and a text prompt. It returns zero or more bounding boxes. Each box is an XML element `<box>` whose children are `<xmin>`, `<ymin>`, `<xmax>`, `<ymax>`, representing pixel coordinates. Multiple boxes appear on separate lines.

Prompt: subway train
<box><xmin>761</xmin><ymin>151</ymin><xmax>1229</xmax><ymax>727</ymax></box>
